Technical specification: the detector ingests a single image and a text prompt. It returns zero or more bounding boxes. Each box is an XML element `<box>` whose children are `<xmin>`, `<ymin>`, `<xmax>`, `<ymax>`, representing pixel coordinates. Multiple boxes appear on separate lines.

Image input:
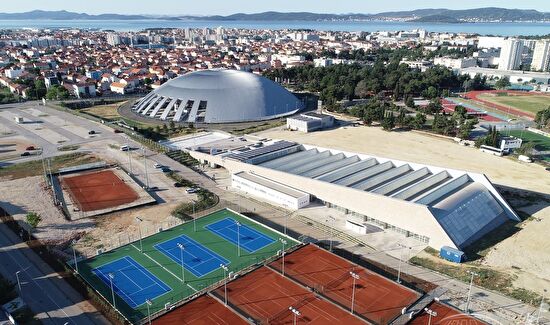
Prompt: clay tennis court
<box><xmin>270</xmin><ymin>244</ymin><xmax>420</xmax><ymax>324</ymax></box>
<box><xmin>216</xmin><ymin>266</ymin><xmax>364</xmax><ymax>325</ymax></box>
<box><xmin>408</xmin><ymin>302</ymin><xmax>486</xmax><ymax>325</ymax></box>
<box><xmin>153</xmin><ymin>294</ymin><xmax>247</xmax><ymax>325</ymax></box>
<box><xmin>60</xmin><ymin>169</ymin><xmax>138</xmax><ymax>212</ymax></box>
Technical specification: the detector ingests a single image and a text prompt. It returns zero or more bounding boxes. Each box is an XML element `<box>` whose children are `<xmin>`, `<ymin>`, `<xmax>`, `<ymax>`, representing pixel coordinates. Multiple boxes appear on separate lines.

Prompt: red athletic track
<box><xmin>270</xmin><ymin>245</ymin><xmax>420</xmax><ymax>324</ymax></box>
<box><xmin>60</xmin><ymin>170</ymin><xmax>138</xmax><ymax>212</ymax></box>
<box><xmin>440</xmin><ymin>98</ymin><xmax>503</xmax><ymax>122</ymax></box>
<box><xmin>153</xmin><ymin>294</ymin><xmax>247</xmax><ymax>325</ymax></box>
<box><xmin>408</xmin><ymin>302</ymin><xmax>486</xmax><ymax>325</ymax></box>
<box><xmin>465</xmin><ymin>90</ymin><xmax>550</xmax><ymax>120</ymax></box>
<box><xmin>215</xmin><ymin>266</ymin><xmax>364</xmax><ymax>325</ymax></box>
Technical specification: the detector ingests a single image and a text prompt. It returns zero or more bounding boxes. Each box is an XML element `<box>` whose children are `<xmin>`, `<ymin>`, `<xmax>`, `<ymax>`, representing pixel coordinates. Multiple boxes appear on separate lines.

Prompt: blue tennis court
<box><xmin>206</xmin><ymin>217</ymin><xmax>276</xmax><ymax>253</ymax></box>
<box><xmin>154</xmin><ymin>235</ymin><xmax>229</xmax><ymax>277</ymax></box>
<box><xmin>92</xmin><ymin>256</ymin><xmax>171</xmax><ymax>308</ymax></box>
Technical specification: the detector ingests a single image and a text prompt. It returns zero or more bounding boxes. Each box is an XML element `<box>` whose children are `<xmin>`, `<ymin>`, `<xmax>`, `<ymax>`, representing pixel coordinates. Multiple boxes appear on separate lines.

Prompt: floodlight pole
<box><xmin>279</xmin><ymin>238</ymin><xmax>287</xmax><ymax>276</ymax></box>
<box><xmin>465</xmin><ymin>271</ymin><xmax>478</xmax><ymax>314</ymax></box>
<box><xmin>177</xmin><ymin>243</ymin><xmax>185</xmax><ymax>283</ymax></box>
<box><xmin>108</xmin><ymin>273</ymin><xmax>116</xmax><ymax>310</ymax></box>
<box><xmin>289</xmin><ymin>306</ymin><xmax>300</xmax><ymax>325</ymax></box>
<box><xmin>15</xmin><ymin>271</ymin><xmax>21</xmax><ymax>293</ymax></box>
<box><xmin>193</xmin><ymin>201</ymin><xmax>196</xmax><ymax>232</ymax></box>
<box><xmin>135</xmin><ymin>217</ymin><xmax>143</xmax><ymax>252</ymax></box>
<box><xmin>236</xmin><ymin>221</ymin><xmax>241</xmax><ymax>257</ymax></box>
<box><xmin>142</xmin><ymin>147</ymin><xmax>150</xmax><ymax>189</ymax></box>
<box><xmin>350</xmin><ymin>271</ymin><xmax>360</xmax><ymax>314</ymax></box>
<box><xmin>126</xmin><ymin>137</ymin><xmax>133</xmax><ymax>175</ymax></box>
<box><xmin>537</xmin><ymin>289</ymin><xmax>547</xmax><ymax>324</ymax></box>
<box><xmin>396</xmin><ymin>243</ymin><xmax>407</xmax><ymax>284</ymax></box>
<box><xmin>72</xmin><ymin>240</ymin><xmax>79</xmax><ymax>273</ymax></box>
<box><xmin>326</xmin><ymin>216</ymin><xmax>335</xmax><ymax>251</ymax></box>
<box><xmin>146</xmin><ymin>299</ymin><xmax>153</xmax><ymax>325</ymax></box>
<box><xmin>221</xmin><ymin>264</ymin><xmax>229</xmax><ymax>305</ymax></box>
<box><xmin>424</xmin><ymin>307</ymin><xmax>437</xmax><ymax>325</ymax></box>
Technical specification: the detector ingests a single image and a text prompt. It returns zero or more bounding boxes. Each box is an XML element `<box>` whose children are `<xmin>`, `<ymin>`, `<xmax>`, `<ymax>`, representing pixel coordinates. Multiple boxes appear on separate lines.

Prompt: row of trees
<box><xmin>535</xmin><ymin>107</ymin><xmax>550</xmax><ymax>129</ymax></box>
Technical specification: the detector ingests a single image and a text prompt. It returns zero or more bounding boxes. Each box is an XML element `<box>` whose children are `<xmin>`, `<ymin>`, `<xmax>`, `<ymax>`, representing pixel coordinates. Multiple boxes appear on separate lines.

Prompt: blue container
<box><xmin>440</xmin><ymin>246</ymin><xmax>465</xmax><ymax>263</ymax></box>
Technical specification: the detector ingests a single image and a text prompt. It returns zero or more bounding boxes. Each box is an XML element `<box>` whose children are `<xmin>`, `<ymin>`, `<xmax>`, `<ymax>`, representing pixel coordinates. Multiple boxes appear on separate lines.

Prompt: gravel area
<box><xmin>0</xmin><ymin>176</ymin><xmax>95</xmax><ymax>245</ymax></box>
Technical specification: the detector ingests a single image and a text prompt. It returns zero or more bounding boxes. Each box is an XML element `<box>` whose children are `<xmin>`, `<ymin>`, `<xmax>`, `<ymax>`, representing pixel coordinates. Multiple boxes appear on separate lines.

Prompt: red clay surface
<box><xmin>153</xmin><ymin>294</ymin><xmax>247</xmax><ymax>325</ymax></box>
<box><xmin>60</xmin><ymin>170</ymin><xmax>138</xmax><ymax>212</ymax></box>
<box><xmin>216</xmin><ymin>266</ymin><xmax>364</xmax><ymax>325</ymax></box>
<box><xmin>270</xmin><ymin>245</ymin><xmax>420</xmax><ymax>324</ymax></box>
<box><xmin>464</xmin><ymin>90</ymin><xmax>550</xmax><ymax>119</ymax></box>
<box><xmin>408</xmin><ymin>302</ymin><xmax>486</xmax><ymax>325</ymax></box>
<box><xmin>440</xmin><ymin>98</ymin><xmax>503</xmax><ymax>122</ymax></box>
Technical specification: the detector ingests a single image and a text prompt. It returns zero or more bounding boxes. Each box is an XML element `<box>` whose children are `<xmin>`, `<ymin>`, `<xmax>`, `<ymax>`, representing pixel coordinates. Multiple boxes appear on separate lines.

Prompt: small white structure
<box><xmin>287</xmin><ymin>112</ymin><xmax>335</xmax><ymax>133</ymax></box>
<box><xmin>232</xmin><ymin>171</ymin><xmax>310</xmax><ymax>209</ymax></box>
<box><xmin>500</xmin><ymin>136</ymin><xmax>522</xmax><ymax>151</ymax></box>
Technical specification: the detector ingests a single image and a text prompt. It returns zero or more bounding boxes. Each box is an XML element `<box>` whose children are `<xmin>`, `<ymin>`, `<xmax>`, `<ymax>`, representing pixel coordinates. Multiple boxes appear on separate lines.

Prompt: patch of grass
<box><xmin>231</xmin><ymin>120</ymin><xmax>286</xmax><ymax>135</ymax></box>
<box><xmin>81</xmin><ymin>102</ymin><xmax>124</xmax><ymax>120</ymax></box>
<box><xmin>166</xmin><ymin>171</ymin><xmax>219</xmax><ymax>219</ymax></box>
<box><xmin>58</xmin><ymin>144</ymin><xmax>80</xmax><ymax>151</ymax></box>
<box><xmin>508</xmin><ymin>130</ymin><xmax>550</xmax><ymax>152</ymax></box>
<box><xmin>0</xmin><ymin>153</ymin><xmax>99</xmax><ymax>180</ymax></box>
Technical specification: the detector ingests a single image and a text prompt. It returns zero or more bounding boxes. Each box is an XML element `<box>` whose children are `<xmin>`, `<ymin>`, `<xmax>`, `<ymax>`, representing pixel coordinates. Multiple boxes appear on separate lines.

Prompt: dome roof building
<box><xmin>131</xmin><ymin>69</ymin><xmax>303</xmax><ymax>124</ymax></box>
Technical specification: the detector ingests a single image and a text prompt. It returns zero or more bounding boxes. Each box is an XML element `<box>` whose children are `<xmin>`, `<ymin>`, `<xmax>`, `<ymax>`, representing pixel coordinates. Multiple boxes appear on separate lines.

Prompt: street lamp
<box><xmin>235</xmin><ymin>221</ymin><xmax>241</xmax><ymax>257</ymax></box>
<box><xmin>125</xmin><ymin>136</ymin><xmax>133</xmax><ymax>175</ymax></box>
<box><xmin>396</xmin><ymin>243</ymin><xmax>410</xmax><ymax>284</ymax></box>
<box><xmin>289</xmin><ymin>306</ymin><xmax>301</xmax><ymax>325</ymax></box>
<box><xmin>135</xmin><ymin>217</ymin><xmax>144</xmax><ymax>252</ymax></box>
<box><xmin>142</xmin><ymin>147</ymin><xmax>150</xmax><ymax>189</ymax></box>
<box><xmin>146</xmin><ymin>299</ymin><xmax>153</xmax><ymax>325</ymax></box>
<box><xmin>108</xmin><ymin>273</ymin><xmax>116</xmax><ymax>310</ymax></box>
<box><xmin>192</xmin><ymin>201</ymin><xmax>196</xmax><ymax>232</ymax></box>
<box><xmin>177</xmin><ymin>243</ymin><xmax>185</xmax><ymax>283</ymax></box>
<box><xmin>350</xmin><ymin>271</ymin><xmax>360</xmax><ymax>314</ymax></box>
<box><xmin>326</xmin><ymin>216</ymin><xmax>335</xmax><ymax>251</ymax></box>
<box><xmin>465</xmin><ymin>270</ymin><xmax>478</xmax><ymax>314</ymax></box>
<box><xmin>424</xmin><ymin>307</ymin><xmax>437</xmax><ymax>325</ymax></box>
<box><xmin>220</xmin><ymin>264</ymin><xmax>229</xmax><ymax>305</ymax></box>
<box><xmin>15</xmin><ymin>271</ymin><xmax>21</xmax><ymax>293</ymax></box>
<box><xmin>279</xmin><ymin>238</ymin><xmax>287</xmax><ymax>276</ymax></box>
<box><xmin>72</xmin><ymin>240</ymin><xmax>79</xmax><ymax>273</ymax></box>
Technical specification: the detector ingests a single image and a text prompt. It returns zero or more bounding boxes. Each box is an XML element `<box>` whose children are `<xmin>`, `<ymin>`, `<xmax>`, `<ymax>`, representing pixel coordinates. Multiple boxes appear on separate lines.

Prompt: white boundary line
<box><xmin>206</xmin><ymin>217</ymin><xmax>275</xmax><ymax>253</ymax></box>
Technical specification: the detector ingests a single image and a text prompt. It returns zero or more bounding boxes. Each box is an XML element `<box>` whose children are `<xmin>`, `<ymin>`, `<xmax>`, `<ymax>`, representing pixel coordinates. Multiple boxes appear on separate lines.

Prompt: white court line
<box><xmin>117</xmin><ymin>265</ymin><xmax>145</xmax><ymax>291</ymax></box>
<box><xmin>207</xmin><ymin>218</ymin><xmax>274</xmax><ymax>252</ymax></box>
<box><xmin>93</xmin><ymin>267</ymin><xmax>139</xmax><ymax>308</ymax></box>
<box><xmin>123</xmin><ymin>256</ymin><xmax>172</xmax><ymax>292</ymax></box>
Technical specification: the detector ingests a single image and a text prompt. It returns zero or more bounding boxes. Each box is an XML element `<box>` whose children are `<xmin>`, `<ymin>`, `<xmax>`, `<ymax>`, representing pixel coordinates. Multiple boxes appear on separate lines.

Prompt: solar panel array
<box><xmin>226</xmin><ymin>141</ymin><xmax>298</xmax><ymax>162</ymax></box>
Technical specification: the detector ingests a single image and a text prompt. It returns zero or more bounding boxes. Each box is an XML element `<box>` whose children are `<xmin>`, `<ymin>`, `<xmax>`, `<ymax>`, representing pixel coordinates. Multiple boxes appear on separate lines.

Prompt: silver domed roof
<box><xmin>132</xmin><ymin>69</ymin><xmax>303</xmax><ymax>123</ymax></box>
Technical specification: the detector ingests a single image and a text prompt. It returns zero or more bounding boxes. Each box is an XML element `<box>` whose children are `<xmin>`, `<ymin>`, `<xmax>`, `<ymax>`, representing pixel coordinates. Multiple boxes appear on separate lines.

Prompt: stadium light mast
<box><xmin>72</xmin><ymin>240</ymin><xmax>78</xmax><ymax>273</ymax></box>
<box><xmin>108</xmin><ymin>273</ymin><xmax>116</xmax><ymax>310</ymax></box>
<box><xmin>279</xmin><ymin>238</ymin><xmax>287</xmax><ymax>276</ymax></box>
<box><xmin>289</xmin><ymin>306</ymin><xmax>300</xmax><ymax>325</ymax></box>
<box><xmin>146</xmin><ymin>299</ymin><xmax>153</xmax><ymax>325</ymax></box>
<box><xmin>192</xmin><ymin>200</ymin><xmax>196</xmax><ymax>232</ymax></box>
<box><xmin>142</xmin><ymin>147</ymin><xmax>150</xmax><ymax>189</ymax></box>
<box><xmin>349</xmin><ymin>271</ymin><xmax>360</xmax><ymax>314</ymax></box>
<box><xmin>177</xmin><ymin>243</ymin><xmax>185</xmax><ymax>283</ymax></box>
<box><xmin>236</xmin><ymin>221</ymin><xmax>241</xmax><ymax>257</ymax></box>
<box><xmin>396</xmin><ymin>243</ymin><xmax>409</xmax><ymax>284</ymax></box>
<box><xmin>465</xmin><ymin>270</ymin><xmax>478</xmax><ymax>314</ymax></box>
<box><xmin>15</xmin><ymin>271</ymin><xmax>21</xmax><ymax>294</ymax></box>
<box><xmin>326</xmin><ymin>216</ymin><xmax>335</xmax><ymax>251</ymax></box>
<box><xmin>135</xmin><ymin>217</ymin><xmax>144</xmax><ymax>252</ymax></box>
<box><xmin>220</xmin><ymin>264</ymin><xmax>229</xmax><ymax>305</ymax></box>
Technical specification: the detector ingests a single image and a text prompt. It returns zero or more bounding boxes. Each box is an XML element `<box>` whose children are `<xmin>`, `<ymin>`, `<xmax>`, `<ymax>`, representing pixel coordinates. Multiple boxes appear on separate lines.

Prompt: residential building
<box><xmin>498</xmin><ymin>39</ymin><xmax>523</xmax><ymax>71</ymax></box>
<box><xmin>531</xmin><ymin>40</ymin><xmax>550</xmax><ymax>72</ymax></box>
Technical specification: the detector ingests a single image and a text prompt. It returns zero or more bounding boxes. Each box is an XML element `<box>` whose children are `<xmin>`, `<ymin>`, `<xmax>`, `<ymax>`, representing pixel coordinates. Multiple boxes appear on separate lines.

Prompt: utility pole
<box><xmin>350</xmin><ymin>271</ymin><xmax>360</xmax><ymax>314</ymax></box>
<box><xmin>142</xmin><ymin>147</ymin><xmax>149</xmax><ymax>189</ymax></box>
<box><xmin>279</xmin><ymin>238</ymin><xmax>287</xmax><ymax>276</ymax></box>
<box><xmin>465</xmin><ymin>271</ymin><xmax>478</xmax><ymax>314</ymax></box>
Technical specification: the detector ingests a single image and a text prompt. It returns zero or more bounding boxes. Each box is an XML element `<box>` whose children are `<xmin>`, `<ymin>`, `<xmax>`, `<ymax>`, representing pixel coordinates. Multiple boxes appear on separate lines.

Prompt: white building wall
<box><xmin>231</xmin><ymin>173</ymin><xmax>310</xmax><ymax>210</ymax></box>
<box><xmin>532</xmin><ymin>40</ymin><xmax>550</xmax><ymax>72</ymax></box>
<box><xmin>498</xmin><ymin>39</ymin><xmax>523</xmax><ymax>71</ymax></box>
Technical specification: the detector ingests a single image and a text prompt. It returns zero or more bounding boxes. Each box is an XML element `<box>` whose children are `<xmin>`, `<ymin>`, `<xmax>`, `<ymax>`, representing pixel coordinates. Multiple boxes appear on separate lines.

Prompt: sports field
<box><xmin>77</xmin><ymin>208</ymin><xmax>298</xmax><ymax>323</ymax></box>
<box><xmin>60</xmin><ymin>169</ymin><xmax>138</xmax><ymax>211</ymax></box>
<box><xmin>477</xmin><ymin>93</ymin><xmax>549</xmax><ymax>115</ymax></box>
<box><xmin>270</xmin><ymin>245</ymin><xmax>420</xmax><ymax>324</ymax></box>
<box><xmin>408</xmin><ymin>302</ymin><xmax>485</xmax><ymax>325</ymax></box>
<box><xmin>507</xmin><ymin>130</ymin><xmax>550</xmax><ymax>161</ymax></box>
<box><xmin>214</xmin><ymin>266</ymin><xmax>364</xmax><ymax>325</ymax></box>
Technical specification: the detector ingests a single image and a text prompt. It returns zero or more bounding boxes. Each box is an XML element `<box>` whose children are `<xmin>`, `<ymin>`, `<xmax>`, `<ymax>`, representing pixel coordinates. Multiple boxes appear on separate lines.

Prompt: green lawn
<box><xmin>478</xmin><ymin>94</ymin><xmax>550</xmax><ymax>115</ymax></box>
<box><xmin>77</xmin><ymin>208</ymin><xmax>298</xmax><ymax>323</ymax></box>
<box><xmin>507</xmin><ymin>130</ymin><xmax>550</xmax><ymax>161</ymax></box>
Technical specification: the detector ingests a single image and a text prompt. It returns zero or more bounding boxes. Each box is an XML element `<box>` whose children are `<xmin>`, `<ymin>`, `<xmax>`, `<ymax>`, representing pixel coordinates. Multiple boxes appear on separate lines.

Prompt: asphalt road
<box><xmin>0</xmin><ymin>222</ymin><xmax>109</xmax><ymax>325</ymax></box>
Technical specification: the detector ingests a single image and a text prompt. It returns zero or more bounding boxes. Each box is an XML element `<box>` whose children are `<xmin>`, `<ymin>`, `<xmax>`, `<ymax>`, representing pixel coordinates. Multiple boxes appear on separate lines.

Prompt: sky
<box><xmin>1</xmin><ymin>0</ymin><xmax>549</xmax><ymax>15</ymax></box>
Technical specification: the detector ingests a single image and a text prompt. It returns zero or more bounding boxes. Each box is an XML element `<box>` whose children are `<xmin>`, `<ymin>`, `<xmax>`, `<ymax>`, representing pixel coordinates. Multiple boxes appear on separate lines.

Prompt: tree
<box><xmin>495</xmin><ymin>77</ymin><xmax>511</xmax><ymax>90</ymax></box>
<box><xmin>26</xmin><ymin>212</ymin><xmax>41</xmax><ymax>229</ymax></box>
<box><xmin>453</xmin><ymin>105</ymin><xmax>468</xmax><ymax>120</ymax></box>
<box><xmin>405</xmin><ymin>96</ymin><xmax>415</xmax><ymax>108</ymax></box>
<box><xmin>535</xmin><ymin>107</ymin><xmax>550</xmax><ymax>128</ymax></box>
<box><xmin>412</xmin><ymin>112</ymin><xmax>426</xmax><ymax>129</ymax></box>
<box><xmin>381</xmin><ymin>112</ymin><xmax>395</xmax><ymax>131</ymax></box>
<box><xmin>396</xmin><ymin>108</ymin><xmax>407</xmax><ymax>128</ymax></box>
<box><xmin>425</xmin><ymin>98</ymin><xmax>443</xmax><ymax>115</ymax></box>
<box><xmin>169</xmin><ymin>120</ymin><xmax>176</xmax><ymax>130</ymax></box>
<box><xmin>354</xmin><ymin>80</ymin><xmax>369</xmax><ymax>99</ymax></box>
<box><xmin>458</xmin><ymin>119</ymin><xmax>477</xmax><ymax>140</ymax></box>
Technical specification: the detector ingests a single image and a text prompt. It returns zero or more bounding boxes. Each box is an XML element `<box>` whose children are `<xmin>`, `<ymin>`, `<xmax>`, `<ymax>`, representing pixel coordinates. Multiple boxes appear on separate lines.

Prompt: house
<box><xmin>110</xmin><ymin>82</ymin><xmax>133</xmax><ymax>94</ymax></box>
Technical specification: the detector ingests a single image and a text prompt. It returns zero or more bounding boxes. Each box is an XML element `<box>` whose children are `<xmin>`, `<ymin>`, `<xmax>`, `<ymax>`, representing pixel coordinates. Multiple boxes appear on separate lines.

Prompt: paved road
<box><xmin>0</xmin><ymin>222</ymin><xmax>109</xmax><ymax>325</ymax></box>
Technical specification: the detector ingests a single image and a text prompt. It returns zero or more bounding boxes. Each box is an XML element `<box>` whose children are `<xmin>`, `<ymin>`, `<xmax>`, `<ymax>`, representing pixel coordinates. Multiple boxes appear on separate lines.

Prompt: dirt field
<box><xmin>81</xmin><ymin>102</ymin><xmax>125</xmax><ymax>120</ymax></box>
<box><xmin>60</xmin><ymin>169</ymin><xmax>139</xmax><ymax>211</ymax></box>
<box><xmin>257</xmin><ymin>125</ymin><xmax>550</xmax><ymax>294</ymax></box>
<box><xmin>0</xmin><ymin>176</ymin><xmax>95</xmax><ymax>244</ymax></box>
<box><xmin>270</xmin><ymin>244</ymin><xmax>420</xmax><ymax>324</ymax></box>
<box><xmin>215</xmin><ymin>266</ymin><xmax>364</xmax><ymax>324</ymax></box>
<box><xmin>154</xmin><ymin>295</ymin><xmax>247</xmax><ymax>325</ymax></box>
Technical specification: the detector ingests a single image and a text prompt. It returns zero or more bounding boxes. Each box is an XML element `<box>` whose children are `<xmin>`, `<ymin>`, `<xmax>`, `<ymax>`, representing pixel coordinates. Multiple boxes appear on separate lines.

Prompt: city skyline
<box><xmin>1</xmin><ymin>0</ymin><xmax>550</xmax><ymax>16</ymax></box>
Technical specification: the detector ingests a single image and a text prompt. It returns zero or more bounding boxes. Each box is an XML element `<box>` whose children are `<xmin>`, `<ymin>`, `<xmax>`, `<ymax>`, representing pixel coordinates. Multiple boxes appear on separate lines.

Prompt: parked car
<box><xmin>20</xmin><ymin>152</ymin><xmax>31</xmax><ymax>156</ymax></box>
<box><xmin>161</xmin><ymin>167</ymin><xmax>171</xmax><ymax>173</ymax></box>
<box><xmin>186</xmin><ymin>187</ymin><xmax>199</xmax><ymax>194</ymax></box>
<box><xmin>114</xmin><ymin>129</ymin><xmax>123</xmax><ymax>133</ymax></box>
<box><xmin>546</xmin><ymin>167</ymin><xmax>550</xmax><ymax>172</ymax></box>
<box><xmin>153</xmin><ymin>163</ymin><xmax>163</xmax><ymax>169</ymax></box>
<box><xmin>88</xmin><ymin>130</ymin><xmax>96</xmax><ymax>135</ymax></box>
<box><xmin>173</xmin><ymin>183</ymin><xmax>183</xmax><ymax>188</ymax></box>
<box><xmin>25</xmin><ymin>146</ymin><xmax>36</xmax><ymax>151</ymax></box>
<box><xmin>120</xmin><ymin>145</ymin><xmax>129</xmax><ymax>151</ymax></box>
